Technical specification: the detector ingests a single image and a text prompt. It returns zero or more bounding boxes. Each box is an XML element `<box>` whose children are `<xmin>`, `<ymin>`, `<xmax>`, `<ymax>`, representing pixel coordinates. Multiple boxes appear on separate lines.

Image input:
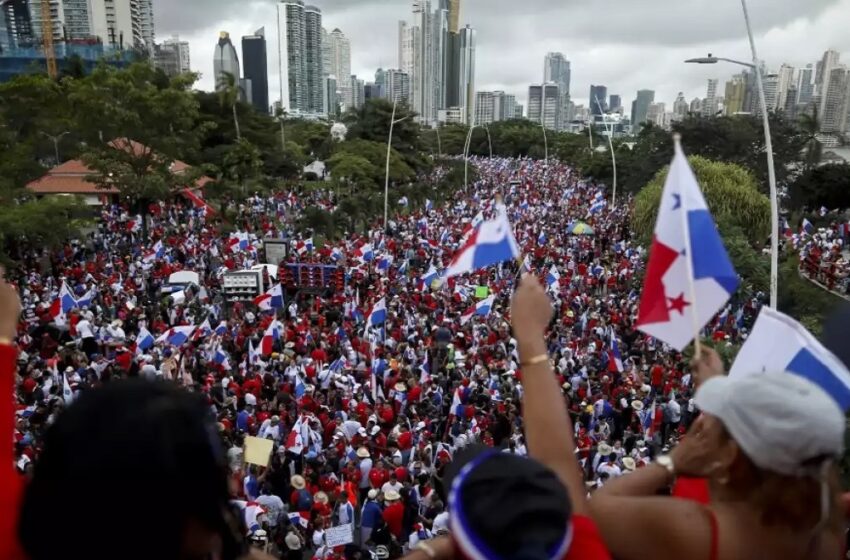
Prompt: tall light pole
<box><xmin>463</xmin><ymin>123</ymin><xmax>475</xmax><ymax>191</ymax></box>
<box><xmin>384</xmin><ymin>101</ymin><xmax>409</xmax><ymax>232</ymax></box>
<box><xmin>594</xmin><ymin>97</ymin><xmax>618</xmax><ymax>206</ymax></box>
<box><xmin>686</xmin><ymin>49</ymin><xmax>778</xmax><ymax>308</ymax></box>
<box><xmin>435</xmin><ymin>126</ymin><xmax>442</xmax><ymax>157</ymax></box>
<box><xmin>482</xmin><ymin>123</ymin><xmax>493</xmax><ymax>159</ymax></box>
<box><xmin>41</xmin><ymin>131</ymin><xmax>69</xmax><ymax>164</ymax></box>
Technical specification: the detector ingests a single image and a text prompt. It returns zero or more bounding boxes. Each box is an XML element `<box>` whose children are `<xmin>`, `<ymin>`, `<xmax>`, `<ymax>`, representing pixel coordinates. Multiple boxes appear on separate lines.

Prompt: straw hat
<box><xmin>394</xmin><ymin>382</ymin><xmax>407</xmax><ymax>392</ymax></box>
<box><xmin>631</xmin><ymin>400</ymin><xmax>644</xmax><ymax>412</ymax></box>
<box><xmin>356</xmin><ymin>447</ymin><xmax>371</xmax><ymax>459</ymax></box>
<box><xmin>291</xmin><ymin>475</ymin><xmax>306</xmax><ymax>489</ymax></box>
<box><xmin>314</xmin><ymin>491</ymin><xmax>329</xmax><ymax>505</ymax></box>
<box><xmin>622</xmin><ymin>457</ymin><xmax>637</xmax><ymax>472</ymax></box>
<box><xmin>384</xmin><ymin>489</ymin><xmax>401</xmax><ymax>502</ymax></box>
<box><xmin>597</xmin><ymin>442</ymin><xmax>614</xmax><ymax>456</ymax></box>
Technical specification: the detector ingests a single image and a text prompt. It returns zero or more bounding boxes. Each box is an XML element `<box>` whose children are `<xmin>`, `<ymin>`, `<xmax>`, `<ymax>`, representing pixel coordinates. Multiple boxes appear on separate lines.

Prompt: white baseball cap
<box><xmin>695</xmin><ymin>372</ymin><xmax>844</xmax><ymax>477</ymax></box>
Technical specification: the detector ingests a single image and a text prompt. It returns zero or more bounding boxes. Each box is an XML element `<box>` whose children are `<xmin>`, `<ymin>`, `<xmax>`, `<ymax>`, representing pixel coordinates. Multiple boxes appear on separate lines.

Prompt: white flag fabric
<box><xmin>730</xmin><ymin>306</ymin><xmax>850</xmax><ymax>410</ymax></box>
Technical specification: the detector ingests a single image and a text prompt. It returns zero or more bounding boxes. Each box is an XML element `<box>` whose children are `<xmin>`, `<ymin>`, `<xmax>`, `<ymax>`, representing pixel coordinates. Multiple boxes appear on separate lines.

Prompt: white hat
<box><xmin>695</xmin><ymin>372</ymin><xmax>844</xmax><ymax>477</ymax></box>
<box><xmin>356</xmin><ymin>447</ymin><xmax>371</xmax><ymax>459</ymax></box>
<box><xmin>244</xmin><ymin>393</ymin><xmax>257</xmax><ymax>406</ymax></box>
<box><xmin>384</xmin><ymin>489</ymin><xmax>401</xmax><ymax>502</ymax></box>
<box><xmin>357</xmin><ymin>427</ymin><xmax>367</xmax><ymax>437</ymax></box>
<box><xmin>597</xmin><ymin>442</ymin><xmax>614</xmax><ymax>456</ymax></box>
<box><xmin>631</xmin><ymin>400</ymin><xmax>644</xmax><ymax>412</ymax></box>
<box><xmin>367</xmin><ymin>489</ymin><xmax>379</xmax><ymax>500</ymax></box>
<box><xmin>285</xmin><ymin>532</ymin><xmax>302</xmax><ymax>550</ymax></box>
<box><xmin>622</xmin><ymin>457</ymin><xmax>637</xmax><ymax>471</ymax></box>
<box><xmin>370</xmin><ymin>425</ymin><xmax>381</xmax><ymax>436</ymax></box>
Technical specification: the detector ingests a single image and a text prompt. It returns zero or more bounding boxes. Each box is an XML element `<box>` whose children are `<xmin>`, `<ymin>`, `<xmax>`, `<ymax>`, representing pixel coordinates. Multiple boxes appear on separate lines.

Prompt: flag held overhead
<box><xmin>636</xmin><ymin>136</ymin><xmax>738</xmax><ymax>352</ymax></box>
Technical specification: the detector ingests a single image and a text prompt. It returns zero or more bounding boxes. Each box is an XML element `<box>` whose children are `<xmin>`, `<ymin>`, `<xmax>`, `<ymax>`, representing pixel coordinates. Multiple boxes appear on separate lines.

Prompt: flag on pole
<box><xmin>801</xmin><ymin>218</ymin><xmax>814</xmax><ymax>235</ymax></box>
<box><xmin>608</xmin><ymin>329</ymin><xmax>624</xmax><ymax>373</ymax></box>
<box><xmin>545</xmin><ymin>265</ymin><xmax>560</xmax><ymax>290</ymax></box>
<box><xmin>444</xmin><ymin>212</ymin><xmax>520</xmax><ymax>279</ymax></box>
<box><xmin>730</xmin><ymin>306</ymin><xmax>850</xmax><ymax>410</ymax></box>
<box><xmin>636</xmin><ymin>139</ymin><xmax>738</xmax><ymax>351</ymax></box>
<box><xmin>254</xmin><ymin>284</ymin><xmax>284</xmax><ymax>311</ymax></box>
<box><xmin>136</xmin><ymin>327</ymin><xmax>155</xmax><ymax>351</ymax></box>
<box><xmin>58</xmin><ymin>282</ymin><xmax>77</xmax><ymax>313</ymax></box>
<box><xmin>420</xmin><ymin>264</ymin><xmax>439</xmax><ymax>290</ymax></box>
<box><xmin>155</xmin><ymin>326</ymin><xmax>196</xmax><ymax>347</ymax></box>
<box><xmin>366</xmin><ymin>298</ymin><xmax>387</xmax><ymax>327</ymax></box>
<box><xmin>260</xmin><ymin>320</ymin><xmax>282</xmax><ymax>355</ymax></box>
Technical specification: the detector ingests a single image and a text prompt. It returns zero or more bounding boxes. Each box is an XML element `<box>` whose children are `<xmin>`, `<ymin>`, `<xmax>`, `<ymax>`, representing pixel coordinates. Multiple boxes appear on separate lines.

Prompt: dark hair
<box><xmin>19</xmin><ymin>380</ymin><xmax>244</xmax><ymax>560</ymax></box>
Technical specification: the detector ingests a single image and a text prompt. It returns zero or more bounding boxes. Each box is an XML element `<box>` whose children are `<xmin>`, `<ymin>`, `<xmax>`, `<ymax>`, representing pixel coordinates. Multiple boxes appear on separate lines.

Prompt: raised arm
<box><xmin>510</xmin><ymin>274</ymin><xmax>588</xmax><ymax>515</ymax></box>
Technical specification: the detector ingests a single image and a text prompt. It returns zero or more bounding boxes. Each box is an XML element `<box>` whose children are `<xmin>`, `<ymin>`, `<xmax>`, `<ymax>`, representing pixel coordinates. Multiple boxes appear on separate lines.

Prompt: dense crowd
<box><xmin>11</xmin><ymin>155</ymin><xmax>773</xmax><ymax>558</ymax></box>
<box><xmin>797</xmin><ymin>221</ymin><xmax>850</xmax><ymax>295</ymax></box>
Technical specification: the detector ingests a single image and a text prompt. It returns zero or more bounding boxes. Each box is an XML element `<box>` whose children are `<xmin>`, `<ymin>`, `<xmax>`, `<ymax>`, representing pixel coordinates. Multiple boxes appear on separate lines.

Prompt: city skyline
<box><xmin>152</xmin><ymin>0</ymin><xmax>850</xmax><ymax>116</ymax></box>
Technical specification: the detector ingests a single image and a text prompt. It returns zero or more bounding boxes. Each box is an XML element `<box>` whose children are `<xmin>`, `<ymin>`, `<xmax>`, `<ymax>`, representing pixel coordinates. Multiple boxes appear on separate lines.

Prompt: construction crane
<box><xmin>40</xmin><ymin>0</ymin><xmax>57</xmax><ymax>79</ymax></box>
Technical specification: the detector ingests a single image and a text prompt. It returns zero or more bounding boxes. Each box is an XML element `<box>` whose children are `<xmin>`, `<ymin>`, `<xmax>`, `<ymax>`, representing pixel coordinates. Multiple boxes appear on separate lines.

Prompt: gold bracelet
<box><xmin>414</xmin><ymin>542</ymin><xmax>437</xmax><ymax>560</ymax></box>
<box><xmin>520</xmin><ymin>353</ymin><xmax>550</xmax><ymax>368</ymax></box>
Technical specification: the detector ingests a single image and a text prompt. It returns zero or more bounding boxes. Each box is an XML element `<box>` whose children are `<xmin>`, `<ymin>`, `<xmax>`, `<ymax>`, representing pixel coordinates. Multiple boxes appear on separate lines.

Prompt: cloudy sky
<box><xmin>153</xmin><ymin>0</ymin><xmax>850</xmax><ymax>114</ymax></box>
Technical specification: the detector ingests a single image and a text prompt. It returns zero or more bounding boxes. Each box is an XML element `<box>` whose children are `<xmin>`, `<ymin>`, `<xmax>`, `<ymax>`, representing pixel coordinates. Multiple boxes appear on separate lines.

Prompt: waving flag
<box><xmin>459</xmin><ymin>295</ymin><xmax>495</xmax><ymax>325</ymax></box>
<box><xmin>444</xmin><ymin>212</ymin><xmax>520</xmax><ymax>279</ymax></box>
<box><xmin>331</xmin><ymin>247</ymin><xmax>343</xmax><ymax>261</ymax></box>
<box><xmin>214</xmin><ymin>321</ymin><xmax>229</xmax><ymax>336</ymax></box>
<box><xmin>75</xmin><ymin>286</ymin><xmax>96</xmax><ymax>309</ymax></box>
<box><xmin>376</xmin><ymin>254</ymin><xmax>394</xmax><ymax>273</ymax></box>
<box><xmin>730</xmin><ymin>307</ymin><xmax>850</xmax><ymax>410</ymax></box>
<box><xmin>194</xmin><ymin>318</ymin><xmax>213</xmax><ymax>340</ymax></box>
<box><xmin>520</xmin><ymin>254</ymin><xmax>532</xmax><ymax>274</ymax></box>
<box><xmin>254</xmin><ymin>284</ymin><xmax>284</xmax><ymax>311</ymax></box>
<box><xmin>355</xmin><ymin>243</ymin><xmax>374</xmax><ymax>263</ymax></box>
<box><xmin>420</xmin><ymin>264</ymin><xmax>438</xmax><ymax>290</ymax></box>
<box><xmin>398</xmin><ymin>259</ymin><xmax>409</xmax><ymax>276</ymax></box>
<box><xmin>425</xmin><ymin>199</ymin><xmax>434</xmax><ymax>212</ymax></box>
<box><xmin>142</xmin><ymin>240</ymin><xmax>165</xmax><ymax>264</ymax></box>
<box><xmin>537</xmin><ymin>231</ymin><xmax>547</xmax><ymax>246</ymax></box>
<box><xmin>801</xmin><ymin>218</ymin><xmax>814</xmax><ymax>235</ymax></box>
<box><xmin>636</xmin><ymin>140</ymin><xmax>738</xmax><ymax>351</ymax></box>
<box><xmin>589</xmin><ymin>199</ymin><xmax>606</xmax><ymax>215</ymax></box>
<box><xmin>546</xmin><ymin>265</ymin><xmax>560</xmax><ymax>290</ymax></box>
<box><xmin>58</xmin><ymin>282</ymin><xmax>77</xmax><ymax>313</ymax></box>
<box><xmin>136</xmin><ymin>327</ymin><xmax>155</xmax><ymax>351</ymax></box>
<box><xmin>248</xmin><ymin>339</ymin><xmax>260</xmax><ymax>366</ymax></box>
<box><xmin>156</xmin><ymin>326</ymin><xmax>196</xmax><ymax>347</ymax></box>
<box><xmin>260</xmin><ymin>320</ymin><xmax>282</xmax><ymax>355</ymax></box>
<box><xmin>367</xmin><ymin>298</ymin><xmax>387</xmax><ymax>327</ymax></box>
<box><xmin>419</xmin><ymin>352</ymin><xmax>431</xmax><ymax>385</ymax></box>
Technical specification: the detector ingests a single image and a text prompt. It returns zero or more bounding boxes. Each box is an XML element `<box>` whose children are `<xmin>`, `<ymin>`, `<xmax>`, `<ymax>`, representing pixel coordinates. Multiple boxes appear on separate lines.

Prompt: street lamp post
<box><xmin>482</xmin><ymin>123</ymin><xmax>493</xmax><ymax>159</ymax></box>
<box><xmin>384</xmin><ymin>101</ymin><xmax>410</xmax><ymax>232</ymax></box>
<box><xmin>594</xmin><ymin>97</ymin><xmax>618</xmax><ymax>206</ymax></box>
<box><xmin>41</xmin><ymin>131</ymin><xmax>69</xmax><ymax>164</ymax></box>
<box><xmin>686</xmin><ymin>44</ymin><xmax>779</xmax><ymax>307</ymax></box>
<box><xmin>463</xmin><ymin>124</ymin><xmax>475</xmax><ymax>191</ymax></box>
<box><xmin>435</xmin><ymin>126</ymin><xmax>442</xmax><ymax>157</ymax></box>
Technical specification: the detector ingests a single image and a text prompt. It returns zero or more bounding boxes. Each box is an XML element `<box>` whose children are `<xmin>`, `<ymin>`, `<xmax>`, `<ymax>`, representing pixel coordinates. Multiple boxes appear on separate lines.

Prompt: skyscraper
<box><xmin>630</xmin><ymin>89</ymin><xmax>655</xmax><ymax>131</ymax></box>
<box><xmin>475</xmin><ymin>90</ymin><xmax>495</xmax><ymax>124</ymax></box>
<box><xmin>762</xmin><ymin>74</ymin><xmax>780</xmax><ymax>111</ymax></box>
<box><xmin>242</xmin><ymin>28</ymin><xmax>269</xmax><ymax>113</ymax></box>
<box><xmin>322</xmin><ymin>28</ymin><xmax>351</xmax><ymax>108</ymax></box>
<box><xmin>816</xmin><ymin>50</ymin><xmax>841</xmax><ymax>125</ymax></box>
<box><xmin>822</xmin><ymin>66</ymin><xmax>848</xmax><ymax>133</ymax></box>
<box><xmin>350</xmin><ymin>75</ymin><xmax>365</xmax><ymax>109</ymax></box>
<box><xmin>385</xmin><ymin>68</ymin><xmax>411</xmax><ymax>104</ymax></box>
<box><xmin>724</xmin><ymin>74</ymin><xmax>746</xmax><ymax>115</ymax></box>
<box><xmin>797</xmin><ymin>64</ymin><xmax>815</xmax><ymax>105</ymax></box>
<box><xmin>154</xmin><ymin>35</ymin><xmax>190</xmax><ymax>77</ymax></box>
<box><xmin>528</xmin><ymin>83</ymin><xmax>560</xmax><ymax>129</ymax></box>
<box><xmin>448</xmin><ymin>0</ymin><xmax>460</xmax><ymax>33</ymax></box>
<box><xmin>589</xmin><ymin>85</ymin><xmax>607</xmax><ymax>115</ymax></box>
<box><xmin>609</xmin><ymin>95</ymin><xmax>622</xmax><ymax>113</ymax></box>
<box><xmin>1</xmin><ymin>0</ymin><xmax>33</xmax><ymax>49</ymax></box>
<box><xmin>776</xmin><ymin>63</ymin><xmax>795</xmax><ymax>110</ymax></box>
<box><xmin>457</xmin><ymin>24</ymin><xmax>475</xmax><ymax>125</ymax></box>
<box><xmin>410</xmin><ymin>0</ymin><xmax>434</xmax><ymax>122</ymax></box>
<box><xmin>323</xmin><ymin>75</ymin><xmax>339</xmax><ymax>117</ymax></box>
<box><xmin>213</xmin><ymin>32</ymin><xmax>240</xmax><ymax>90</ymax></box>
<box><xmin>672</xmin><ymin>92</ymin><xmax>688</xmax><ymax>121</ymax></box>
<box><xmin>702</xmin><ymin>78</ymin><xmax>719</xmax><ymax>116</ymax></box>
<box><xmin>544</xmin><ymin>52</ymin><xmax>570</xmax><ymax>97</ymax></box>
<box><xmin>277</xmin><ymin>0</ymin><xmax>324</xmax><ymax>115</ymax></box>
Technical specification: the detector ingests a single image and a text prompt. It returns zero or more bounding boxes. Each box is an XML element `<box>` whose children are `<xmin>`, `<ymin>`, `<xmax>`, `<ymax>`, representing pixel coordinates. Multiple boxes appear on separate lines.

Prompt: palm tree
<box><xmin>216</xmin><ymin>71</ymin><xmax>242</xmax><ymax>140</ymax></box>
<box><xmin>798</xmin><ymin>105</ymin><xmax>822</xmax><ymax>169</ymax></box>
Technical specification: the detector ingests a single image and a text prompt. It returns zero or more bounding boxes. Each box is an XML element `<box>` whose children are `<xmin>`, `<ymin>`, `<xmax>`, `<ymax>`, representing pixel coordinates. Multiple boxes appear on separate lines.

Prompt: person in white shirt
<box><xmin>381</xmin><ymin>472</ymin><xmax>403</xmax><ymax>496</ymax></box>
<box><xmin>76</xmin><ymin>317</ymin><xmax>98</xmax><ymax>357</ymax></box>
<box><xmin>598</xmin><ymin>458</ymin><xmax>622</xmax><ymax>479</ymax></box>
<box><xmin>255</xmin><ymin>484</ymin><xmax>285</xmax><ymax>528</ymax></box>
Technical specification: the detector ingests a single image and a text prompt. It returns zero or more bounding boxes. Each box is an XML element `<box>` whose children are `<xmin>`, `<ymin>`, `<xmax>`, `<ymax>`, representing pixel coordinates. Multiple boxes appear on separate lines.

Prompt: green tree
<box><xmin>333</xmin><ymin>139</ymin><xmax>414</xmax><ymax>185</ymax></box>
<box><xmin>0</xmin><ymin>196</ymin><xmax>92</xmax><ymax>262</ymax></box>
<box><xmin>788</xmin><ymin>163</ymin><xmax>850</xmax><ymax>211</ymax></box>
<box><xmin>798</xmin><ymin>105</ymin><xmax>823</xmax><ymax>169</ymax></box>
<box><xmin>222</xmin><ymin>138</ymin><xmax>263</xmax><ymax>194</ymax></box>
<box><xmin>326</xmin><ymin>152</ymin><xmax>380</xmax><ymax>189</ymax></box>
<box><xmin>216</xmin><ymin>71</ymin><xmax>242</xmax><ymax>140</ymax></box>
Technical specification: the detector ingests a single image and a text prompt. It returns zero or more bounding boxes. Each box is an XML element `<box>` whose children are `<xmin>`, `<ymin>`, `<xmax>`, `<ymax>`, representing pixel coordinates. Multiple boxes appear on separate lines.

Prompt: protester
<box><xmin>589</xmin><ymin>348</ymin><xmax>846</xmax><ymax>560</ymax></box>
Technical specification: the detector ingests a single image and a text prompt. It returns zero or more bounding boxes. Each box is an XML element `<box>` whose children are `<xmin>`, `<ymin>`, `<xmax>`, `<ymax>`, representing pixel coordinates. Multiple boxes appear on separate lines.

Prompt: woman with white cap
<box><xmin>589</xmin><ymin>347</ymin><xmax>847</xmax><ymax>560</ymax></box>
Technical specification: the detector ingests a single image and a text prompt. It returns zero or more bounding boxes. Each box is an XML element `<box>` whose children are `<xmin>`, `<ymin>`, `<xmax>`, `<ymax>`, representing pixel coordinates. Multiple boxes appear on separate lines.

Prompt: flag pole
<box><xmin>673</xmin><ymin>133</ymin><xmax>703</xmax><ymax>359</ymax></box>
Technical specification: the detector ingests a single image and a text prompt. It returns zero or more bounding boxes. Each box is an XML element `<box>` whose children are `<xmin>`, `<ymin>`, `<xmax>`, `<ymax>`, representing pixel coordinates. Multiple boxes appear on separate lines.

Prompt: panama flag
<box><xmin>420</xmin><ymin>264</ymin><xmax>439</xmax><ymax>290</ymax></box>
<box><xmin>193</xmin><ymin>318</ymin><xmax>213</xmax><ymax>340</ymax></box>
<box><xmin>214</xmin><ymin>321</ymin><xmax>229</xmax><ymax>336</ymax></box>
<box><xmin>254</xmin><ymin>284</ymin><xmax>284</xmax><ymax>311</ymax></box>
<box><xmin>546</xmin><ymin>265</ymin><xmax>560</xmax><ymax>290</ymax></box>
<box><xmin>444</xmin><ymin>212</ymin><xmax>520</xmax><ymax>279</ymax></box>
<box><xmin>59</xmin><ymin>281</ymin><xmax>78</xmax><ymax>313</ymax></box>
<box><xmin>730</xmin><ymin>306</ymin><xmax>850</xmax><ymax>410</ymax></box>
<box><xmin>425</xmin><ymin>199</ymin><xmax>434</xmax><ymax>212</ymax></box>
<box><xmin>155</xmin><ymin>325</ymin><xmax>196</xmax><ymax>347</ymax></box>
<box><xmin>801</xmin><ymin>218</ymin><xmax>814</xmax><ymax>235</ymax></box>
<box><xmin>331</xmin><ymin>247</ymin><xmax>343</xmax><ymax>261</ymax></box>
<box><xmin>376</xmin><ymin>254</ymin><xmax>394</xmax><ymax>273</ymax></box>
<box><xmin>355</xmin><ymin>243</ymin><xmax>374</xmax><ymax>263</ymax></box>
<box><xmin>75</xmin><ymin>286</ymin><xmax>97</xmax><ymax>309</ymax></box>
<box><xmin>260</xmin><ymin>320</ymin><xmax>282</xmax><ymax>355</ymax></box>
<box><xmin>459</xmin><ymin>295</ymin><xmax>495</xmax><ymax>325</ymax></box>
<box><xmin>608</xmin><ymin>329</ymin><xmax>624</xmax><ymax>373</ymax></box>
<box><xmin>367</xmin><ymin>298</ymin><xmax>387</xmax><ymax>327</ymax></box>
<box><xmin>636</xmin><ymin>139</ymin><xmax>738</xmax><ymax>352</ymax></box>
<box><xmin>136</xmin><ymin>326</ymin><xmax>155</xmax><ymax>351</ymax></box>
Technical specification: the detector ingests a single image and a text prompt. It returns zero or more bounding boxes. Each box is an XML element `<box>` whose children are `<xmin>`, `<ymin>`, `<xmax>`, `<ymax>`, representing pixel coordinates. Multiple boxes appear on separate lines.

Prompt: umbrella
<box><xmin>568</xmin><ymin>222</ymin><xmax>595</xmax><ymax>236</ymax></box>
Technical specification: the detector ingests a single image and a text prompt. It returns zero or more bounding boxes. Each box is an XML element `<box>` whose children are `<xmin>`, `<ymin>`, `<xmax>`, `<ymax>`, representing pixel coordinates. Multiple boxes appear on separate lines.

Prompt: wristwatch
<box><xmin>655</xmin><ymin>454</ymin><xmax>676</xmax><ymax>481</ymax></box>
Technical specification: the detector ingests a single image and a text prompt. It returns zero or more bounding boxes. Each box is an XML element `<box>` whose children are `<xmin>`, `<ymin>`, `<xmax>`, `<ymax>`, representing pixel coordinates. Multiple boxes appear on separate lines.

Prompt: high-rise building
<box><xmin>322</xmin><ymin>28</ymin><xmax>351</xmax><ymax>108</ymax></box>
<box><xmin>816</xmin><ymin>50</ymin><xmax>841</xmax><ymax>124</ymax></box>
<box><xmin>528</xmin><ymin>83</ymin><xmax>560</xmax><ymax>129</ymax></box>
<box><xmin>410</xmin><ymin>0</ymin><xmax>433</xmax><ymax>123</ymax></box>
<box><xmin>514</xmin><ymin>103</ymin><xmax>524</xmax><ymax>119</ymax></box>
<box><xmin>630</xmin><ymin>89</ymin><xmax>654</xmax><ymax>131</ymax></box>
<box><xmin>398</xmin><ymin>21</ymin><xmax>412</xmax><ymax>71</ymax></box>
<box><xmin>1</xmin><ymin>0</ymin><xmax>33</xmax><ymax>49</ymax></box>
<box><xmin>384</xmin><ymin>68</ymin><xmax>411</xmax><ymax>104</ymax></box>
<box><xmin>277</xmin><ymin>0</ymin><xmax>324</xmax><ymax>115</ymax></box>
<box><xmin>323</xmin><ymin>75</ymin><xmax>339</xmax><ymax>117</ymax></box>
<box><xmin>776</xmin><ymin>63</ymin><xmax>795</xmax><ymax>111</ymax></box>
<box><xmin>646</xmin><ymin>102</ymin><xmax>667</xmax><ymax>128</ymax></box>
<box><xmin>242</xmin><ymin>28</ymin><xmax>269</xmax><ymax>113</ymax></box>
<box><xmin>609</xmin><ymin>95</ymin><xmax>622</xmax><ymax>113</ymax></box>
<box><xmin>474</xmin><ymin>90</ymin><xmax>494</xmax><ymax>124</ymax></box>
<box><xmin>822</xmin><ymin>66</ymin><xmax>848</xmax><ymax>133</ymax></box>
<box><xmin>154</xmin><ymin>35</ymin><xmax>190</xmax><ymax>77</ymax></box>
<box><xmin>762</xmin><ymin>73</ymin><xmax>780</xmax><ymax>111</ymax></box>
<box><xmin>500</xmin><ymin>93</ymin><xmax>517</xmax><ymax>121</ymax></box>
<box><xmin>589</xmin><ymin>85</ymin><xmax>607</xmax><ymax>115</ymax></box>
<box><xmin>797</xmin><ymin>64</ymin><xmax>815</xmax><ymax>106</ymax></box>
<box><xmin>457</xmin><ymin>24</ymin><xmax>475</xmax><ymax>125</ymax></box>
<box><xmin>213</xmin><ymin>32</ymin><xmax>240</xmax><ymax>90</ymax></box>
<box><xmin>724</xmin><ymin>74</ymin><xmax>746</xmax><ymax>115</ymax></box>
<box><xmin>702</xmin><ymin>78</ymin><xmax>719</xmax><ymax>117</ymax></box>
<box><xmin>448</xmin><ymin>0</ymin><xmax>460</xmax><ymax>33</ymax></box>
<box><xmin>689</xmin><ymin>97</ymin><xmax>703</xmax><ymax>114</ymax></box>
<box><xmin>349</xmin><ymin>75</ymin><xmax>365</xmax><ymax>109</ymax></box>
<box><xmin>88</xmin><ymin>0</ymin><xmax>154</xmax><ymax>51</ymax></box>
<box><xmin>672</xmin><ymin>92</ymin><xmax>688</xmax><ymax>121</ymax></box>
<box><xmin>544</xmin><ymin>52</ymin><xmax>570</xmax><ymax>97</ymax></box>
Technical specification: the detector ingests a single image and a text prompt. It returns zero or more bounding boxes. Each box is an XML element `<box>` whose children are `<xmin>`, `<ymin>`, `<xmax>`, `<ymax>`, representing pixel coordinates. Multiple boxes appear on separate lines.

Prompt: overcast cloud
<box><xmin>153</xmin><ymin>0</ymin><xmax>850</xmax><ymax>113</ymax></box>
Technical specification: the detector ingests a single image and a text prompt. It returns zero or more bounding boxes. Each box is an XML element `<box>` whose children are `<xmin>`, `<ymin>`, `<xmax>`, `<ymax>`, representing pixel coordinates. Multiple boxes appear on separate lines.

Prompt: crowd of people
<box><xmin>6</xmin><ymin>155</ymin><xmax>844</xmax><ymax>560</ymax></box>
<box><xmin>797</xmin><ymin>221</ymin><xmax>850</xmax><ymax>295</ymax></box>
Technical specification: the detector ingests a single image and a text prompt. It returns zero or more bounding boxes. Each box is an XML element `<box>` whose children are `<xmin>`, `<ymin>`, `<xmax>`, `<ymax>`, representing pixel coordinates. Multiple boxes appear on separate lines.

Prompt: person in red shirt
<box><xmin>368</xmin><ymin>459</ymin><xmax>389</xmax><ymax>490</ymax></box>
<box><xmin>381</xmin><ymin>491</ymin><xmax>405</xmax><ymax>539</ymax></box>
